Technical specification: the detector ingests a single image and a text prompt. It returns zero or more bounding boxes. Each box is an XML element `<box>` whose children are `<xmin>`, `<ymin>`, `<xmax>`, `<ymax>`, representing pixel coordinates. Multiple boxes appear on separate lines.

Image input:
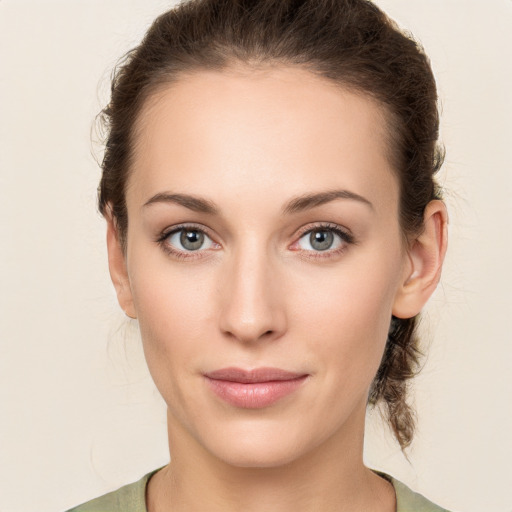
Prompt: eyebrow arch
<box><xmin>143</xmin><ymin>192</ymin><xmax>219</xmax><ymax>214</ymax></box>
<box><xmin>282</xmin><ymin>189</ymin><xmax>374</xmax><ymax>215</ymax></box>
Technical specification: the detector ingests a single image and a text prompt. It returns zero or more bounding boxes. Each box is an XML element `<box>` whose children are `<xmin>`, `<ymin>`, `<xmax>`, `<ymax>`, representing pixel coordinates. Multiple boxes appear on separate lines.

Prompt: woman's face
<box><xmin>119</xmin><ymin>66</ymin><xmax>411</xmax><ymax>467</ymax></box>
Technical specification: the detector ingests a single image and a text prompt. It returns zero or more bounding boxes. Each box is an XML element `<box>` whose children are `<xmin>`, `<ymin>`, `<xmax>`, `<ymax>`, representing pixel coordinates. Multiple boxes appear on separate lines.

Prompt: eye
<box><xmin>294</xmin><ymin>224</ymin><xmax>354</xmax><ymax>253</ymax></box>
<box><xmin>162</xmin><ymin>226</ymin><xmax>217</xmax><ymax>253</ymax></box>
<box><xmin>299</xmin><ymin>230</ymin><xmax>338</xmax><ymax>251</ymax></box>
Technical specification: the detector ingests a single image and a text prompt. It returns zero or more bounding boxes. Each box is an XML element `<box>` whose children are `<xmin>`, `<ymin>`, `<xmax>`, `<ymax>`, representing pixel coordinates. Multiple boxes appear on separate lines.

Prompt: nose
<box><xmin>218</xmin><ymin>243</ymin><xmax>287</xmax><ymax>344</ymax></box>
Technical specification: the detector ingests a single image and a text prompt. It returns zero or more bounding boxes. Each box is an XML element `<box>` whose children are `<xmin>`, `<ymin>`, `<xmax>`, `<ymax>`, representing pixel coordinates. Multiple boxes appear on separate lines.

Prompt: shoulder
<box><xmin>65</xmin><ymin>470</ymin><xmax>157</xmax><ymax>512</ymax></box>
<box><xmin>388</xmin><ymin>475</ymin><xmax>453</xmax><ymax>512</ymax></box>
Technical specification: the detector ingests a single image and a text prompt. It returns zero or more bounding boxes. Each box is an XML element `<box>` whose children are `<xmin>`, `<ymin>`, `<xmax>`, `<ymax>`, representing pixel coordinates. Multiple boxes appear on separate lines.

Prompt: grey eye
<box><xmin>180</xmin><ymin>230</ymin><xmax>204</xmax><ymax>250</ymax></box>
<box><xmin>297</xmin><ymin>228</ymin><xmax>344</xmax><ymax>252</ymax></box>
<box><xmin>167</xmin><ymin>229</ymin><xmax>214</xmax><ymax>252</ymax></box>
<box><xmin>309</xmin><ymin>230</ymin><xmax>334</xmax><ymax>251</ymax></box>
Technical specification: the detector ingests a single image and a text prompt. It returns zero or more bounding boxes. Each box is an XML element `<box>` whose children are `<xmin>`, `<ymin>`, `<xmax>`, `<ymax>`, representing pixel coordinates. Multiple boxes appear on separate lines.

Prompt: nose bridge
<box><xmin>218</xmin><ymin>237</ymin><xmax>285</xmax><ymax>343</ymax></box>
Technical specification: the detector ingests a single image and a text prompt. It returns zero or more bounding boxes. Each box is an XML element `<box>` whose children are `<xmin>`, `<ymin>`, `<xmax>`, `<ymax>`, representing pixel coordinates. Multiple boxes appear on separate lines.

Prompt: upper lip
<box><xmin>205</xmin><ymin>367</ymin><xmax>307</xmax><ymax>383</ymax></box>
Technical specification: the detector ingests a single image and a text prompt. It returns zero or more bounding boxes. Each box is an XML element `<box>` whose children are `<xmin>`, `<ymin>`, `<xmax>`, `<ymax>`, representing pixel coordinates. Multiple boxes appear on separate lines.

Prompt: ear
<box><xmin>392</xmin><ymin>200</ymin><xmax>448</xmax><ymax>319</ymax></box>
<box><xmin>105</xmin><ymin>209</ymin><xmax>137</xmax><ymax>319</ymax></box>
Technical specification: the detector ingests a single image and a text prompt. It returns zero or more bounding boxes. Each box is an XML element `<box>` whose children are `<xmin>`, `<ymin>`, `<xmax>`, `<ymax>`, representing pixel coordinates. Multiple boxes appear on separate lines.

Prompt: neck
<box><xmin>147</xmin><ymin>407</ymin><xmax>395</xmax><ymax>512</ymax></box>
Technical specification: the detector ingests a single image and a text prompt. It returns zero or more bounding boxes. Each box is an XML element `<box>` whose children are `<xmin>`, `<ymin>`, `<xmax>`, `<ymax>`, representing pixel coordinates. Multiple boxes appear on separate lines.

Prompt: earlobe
<box><xmin>105</xmin><ymin>211</ymin><xmax>137</xmax><ymax>319</ymax></box>
<box><xmin>392</xmin><ymin>200</ymin><xmax>448</xmax><ymax>319</ymax></box>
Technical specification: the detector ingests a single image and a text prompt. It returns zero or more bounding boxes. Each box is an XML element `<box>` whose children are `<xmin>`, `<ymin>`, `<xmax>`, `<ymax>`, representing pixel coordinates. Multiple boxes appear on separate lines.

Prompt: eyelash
<box><xmin>156</xmin><ymin>223</ymin><xmax>218</xmax><ymax>261</ymax></box>
<box><xmin>293</xmin><ymin>222</ymin><xmax>355</xmax><ymax>260</ymax></box>
<box><xmin>156</xmin><ymin>222</ymin><xmax>355</xmax><ymax>261</ymax></box>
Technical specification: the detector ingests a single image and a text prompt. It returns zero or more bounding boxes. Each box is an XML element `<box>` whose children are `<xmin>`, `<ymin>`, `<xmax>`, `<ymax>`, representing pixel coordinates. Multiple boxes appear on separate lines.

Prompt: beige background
<box><xmin>0</xmin><ymin>1</ymin><xmax>511</xmax><ymax>511</ymax></box>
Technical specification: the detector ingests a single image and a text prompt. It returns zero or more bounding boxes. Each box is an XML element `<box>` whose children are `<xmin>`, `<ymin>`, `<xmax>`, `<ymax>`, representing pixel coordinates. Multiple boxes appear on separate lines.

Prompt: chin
<box><xmin>194</xmin><ymin>417</ymin><xmax>326</xmax><ymax>469</ymax></box>
<box><xmin>210</xmin><ymin>440</ymin><xmax>306</xmax><ymax>469</ymax></box>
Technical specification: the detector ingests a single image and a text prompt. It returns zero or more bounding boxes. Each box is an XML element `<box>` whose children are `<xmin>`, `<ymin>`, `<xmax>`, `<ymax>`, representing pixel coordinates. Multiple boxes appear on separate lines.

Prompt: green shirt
<box><xmin>66</xmin><ymin>469</ymin><xmax>451</xmax><ymax>512</ymax></box>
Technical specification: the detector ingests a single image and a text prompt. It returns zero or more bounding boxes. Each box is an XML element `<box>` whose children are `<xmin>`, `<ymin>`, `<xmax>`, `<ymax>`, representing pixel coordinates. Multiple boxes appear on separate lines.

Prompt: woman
<box><xmin>68</xmin><ymin>0</ymin><xmax>449</xmax><ymax>510</ymax></box>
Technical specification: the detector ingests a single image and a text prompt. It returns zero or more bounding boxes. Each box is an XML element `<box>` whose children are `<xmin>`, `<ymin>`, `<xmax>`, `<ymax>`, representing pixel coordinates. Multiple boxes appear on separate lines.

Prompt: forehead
<box><xmin>128</xmin><ymin>66</ymin><xmax>398</xmax><ymax>214</ymax></box>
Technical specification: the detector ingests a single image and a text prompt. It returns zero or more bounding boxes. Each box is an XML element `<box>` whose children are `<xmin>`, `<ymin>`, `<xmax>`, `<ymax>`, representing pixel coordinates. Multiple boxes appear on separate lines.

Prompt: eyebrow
<box><xmin>282</xmin><ymin>189</ymin><xmax>374</xmax><ymax>214</ymax></box>
<box><xmin>142</xmin><ymin>189</ymin><xmax>373</xmax><ymax>215</ymax></box>
<box><xmin>143</xmin><ymin>193</ymin><xmax>219</xmax><ymax>214</ymax></box>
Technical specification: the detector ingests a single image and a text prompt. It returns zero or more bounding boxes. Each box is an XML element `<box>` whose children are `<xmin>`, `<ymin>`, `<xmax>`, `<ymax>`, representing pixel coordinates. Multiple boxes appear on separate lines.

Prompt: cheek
<box><xmin>288</xmin><ymin>249</ymin><xmax>403</xmax><ymax>386</ymax></box>
<box><xmin>126</xmin><ymin>248</ymin><xmax>219</xmax><ymax>394</ymax></box>
<box><xmin>140</xmin><ymin>283</ymin><xmax>214</xmax><ymax>343</ymax></box>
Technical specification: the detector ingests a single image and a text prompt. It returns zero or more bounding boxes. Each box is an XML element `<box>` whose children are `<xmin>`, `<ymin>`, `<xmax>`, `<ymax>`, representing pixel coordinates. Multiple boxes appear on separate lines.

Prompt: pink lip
<box><xmin>204</xmin><ymin>367</ymin><xmax>308</xmax><ymax>409</ymax></box>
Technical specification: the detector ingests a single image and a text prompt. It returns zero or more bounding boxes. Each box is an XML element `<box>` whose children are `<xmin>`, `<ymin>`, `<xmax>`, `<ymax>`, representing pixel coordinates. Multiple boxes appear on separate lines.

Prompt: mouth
<box><xmin>204</xmin><ymin>367</ymin><xmax>309</xmax><ymax>409</ymax></box>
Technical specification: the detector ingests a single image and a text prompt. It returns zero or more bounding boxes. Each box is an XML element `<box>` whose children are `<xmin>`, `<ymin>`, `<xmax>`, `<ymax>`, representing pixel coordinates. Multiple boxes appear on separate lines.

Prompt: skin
<box><xmin>107</xmin><ymin>66</ymin><xmax>448</xmax><ymax>512</ymax></box>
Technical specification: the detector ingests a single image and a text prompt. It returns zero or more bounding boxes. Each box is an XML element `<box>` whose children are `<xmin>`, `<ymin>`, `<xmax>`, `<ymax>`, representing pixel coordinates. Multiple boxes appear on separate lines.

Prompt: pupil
<box><xmin>310</xmin><ymin>230</ymin><xmax>333</xmax><ymax>251</ymax></box>
<box><xmin>180</xmin><ymin>230</ymin><xmax>204</xmax><ymax>250</ymax></box>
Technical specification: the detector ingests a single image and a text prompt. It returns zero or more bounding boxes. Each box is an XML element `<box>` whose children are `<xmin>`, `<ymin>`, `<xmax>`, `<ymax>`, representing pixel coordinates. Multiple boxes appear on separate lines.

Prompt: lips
<box><xmin>204</xmin><ymin>367</ymin><xmax>308</xmax><ymax>409</ymax></box>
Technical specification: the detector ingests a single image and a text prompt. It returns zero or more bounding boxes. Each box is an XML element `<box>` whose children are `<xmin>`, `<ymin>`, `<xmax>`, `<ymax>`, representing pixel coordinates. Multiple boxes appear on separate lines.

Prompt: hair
<box><xmin>98</xmin><ymin>0</ymin><xmax>444</xmax><ymax>450</ymax></box>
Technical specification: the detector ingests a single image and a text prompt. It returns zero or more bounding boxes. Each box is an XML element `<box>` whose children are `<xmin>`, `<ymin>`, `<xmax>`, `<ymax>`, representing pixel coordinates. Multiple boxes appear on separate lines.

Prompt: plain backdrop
<box><xmin>0</xmin><ymin>1</ymin><xmax>511</xmax><ymax>511</ymax></box>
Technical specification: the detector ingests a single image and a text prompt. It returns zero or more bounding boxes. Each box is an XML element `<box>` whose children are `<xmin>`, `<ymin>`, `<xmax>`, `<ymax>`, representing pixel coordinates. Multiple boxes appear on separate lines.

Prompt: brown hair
<box><xmin>98</xmin><ymin>0</ymin><xmax>444</xmax><ymax>450</ymax></box>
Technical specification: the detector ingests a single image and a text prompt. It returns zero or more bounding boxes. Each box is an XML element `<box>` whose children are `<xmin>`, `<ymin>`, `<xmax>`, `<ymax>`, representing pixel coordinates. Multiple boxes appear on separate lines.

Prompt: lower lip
<box><xmin>205</xmin><ymin>376</ymin><xmax>308</xmax><ymax>409</ymax></box>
